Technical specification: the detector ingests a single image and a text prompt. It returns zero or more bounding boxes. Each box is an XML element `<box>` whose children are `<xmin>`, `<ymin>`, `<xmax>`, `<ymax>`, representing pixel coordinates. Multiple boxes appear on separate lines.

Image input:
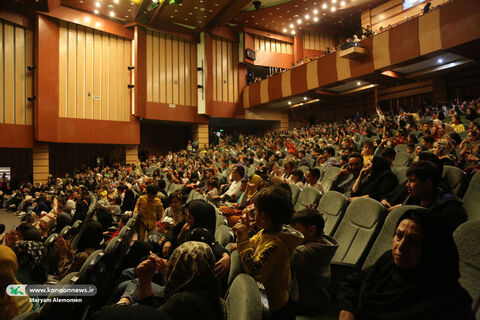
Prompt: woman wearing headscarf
<box><xmin>219</xmin><ymin>174</ymin><xmax>263</xmax><ymax>226</ymax></box>
<box><xmin>432</xmin><ymin>139</ymin><xmax>457</xmax><ymax>166</ymax></box>
<box><xmin>137</xmin><ymin>242</ymin><xmax>226</xmax><ymax>320</ymax></box>
<box><xmin>338</xmin><ymin>209</ymin><xmax>474</xmax><ymax>320</ymax></box>
<box><xmin>0</xmin><ymin>245</ymin><xmax>33</xmax><ymax>320</ymax></box>
<box><xmin>55</xmin><ymin>221</ymin><xmax>104</xmax><ymax>279</ymax></box>
<box><xmin>14</xmin><ymin>240</ymin><xmax>47</xmax><ymax>285</ymax></box>
<box><xmin>351</xmin><ymin>156</ymin><xmax>398</xmax><ymax>201</ymax></box>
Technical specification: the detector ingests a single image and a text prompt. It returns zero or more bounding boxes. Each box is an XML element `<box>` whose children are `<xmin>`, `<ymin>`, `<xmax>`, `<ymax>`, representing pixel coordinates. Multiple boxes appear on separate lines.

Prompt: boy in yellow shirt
<box><xmin>134</xmin><ymin>184</ymin><xmax>164</xmax><ymax>241</ymax></box>
<box><xmin>232</xmin><ymin>186</ymin><xmax>303</xmax><ymax>320</ymax></box>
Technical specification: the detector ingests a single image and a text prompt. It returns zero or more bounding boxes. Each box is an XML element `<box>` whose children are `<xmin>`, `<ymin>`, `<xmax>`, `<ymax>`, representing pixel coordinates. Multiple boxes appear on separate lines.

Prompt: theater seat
<box><xmin>392</xmin><ymin>167</ymin><xmax>408</xmax><ymax>184</ymax></box>
<box><xmin>227</xmin><ymin>250</ymin><xmax>244</xmax><ymax>287</ymax></box>
<box><xmin>289</xmin><ymin>183</ymin><xmax>302</xmax><ymax>205</ymax></box>
<box><xmin>226</xmin><ymin>273</ymin><xmax>266</xmax><ymax>320</ymax></box>
<box><xmin>215</xmin><ymin>224</ymin><xmax>232</xmax><ymax>247</ymax></box>
<box><xmin>331</xmin><ymin>197</ymin><xmax>386</xmax><ymax>266</ymax></box>
<box><xmin>294</xmin><ymin>187</ymin><xmax>322</xmax><ymax>212</ymax></box>
<box><xmin>216</xmin><ymin>214</ymin><xmax>227</xmax><ymax>227</ymax></box>
<box><xmin>298</xmin><ymin>165</ymin><xmax>310</xmax><ymax>174</ymax></box>
<box><xmin>453</xmin><ymin>220</ymin><xmax>480</xmax><ymax>319</ymax></box>
<box><xmin>392</xmin><ymin>152</ymin><xmax>411</xmax><ymax>168</ymax></box>
<box><xmin>394</xmin><ymin>144</ymin><xmax>408</xmax><ymax>153</ymax></box>
<box><xmin>442</xmin><ymin>165</ymin><xmax>468</xmax><ymax>197</ymax></box>
<box><xmin>78</xmin><ymin>249</ymin><xmax>104</xmax><ymax>275</ymax></box>
<box><xmin>462</xmin><ymin>172</ymin><xmax>480</xmax><ymax>221</ymax></box>
<box><xmin>317</xmin><ymin>191</ymin><xmax>348</xmax><ymax>236</ymax></box>
<box><xmin>362</xmin><ymin>205</ymin><xmax>425</xmax><ymax>269</ymax></box>
<box><xmin>320</xmin><ymin>167</ymin><xmax>341</xmax><ymax>192</ymax></box>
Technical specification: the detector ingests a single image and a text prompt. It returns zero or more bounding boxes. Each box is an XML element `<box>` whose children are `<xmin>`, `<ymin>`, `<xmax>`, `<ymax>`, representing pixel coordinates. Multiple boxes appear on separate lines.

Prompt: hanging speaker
<box><xmin>246</xmin><ymin>48</ymin><xmax>256</xmax><ymax>60</ymax></box>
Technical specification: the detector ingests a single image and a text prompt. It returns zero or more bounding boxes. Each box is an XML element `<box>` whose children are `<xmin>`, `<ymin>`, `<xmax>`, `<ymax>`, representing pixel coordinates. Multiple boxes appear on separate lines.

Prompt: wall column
<box><xmin>193</xmin><ymin>124</ymin><xmax>209</xmax><ymax>149</ymax></box>
<box><xmin>432</xmin><ymin>77</ymin><xmax>447</xmax><ymax>104</ymax></box>
<box><xmin>33</xmin><ymin>143</ymin><xmax>49</xmax><ymax>185</ymax></box>
<box><xmin>125</xmin><ymin>145</ymin><xmax>139</xmax><ymax>165</ymax></box>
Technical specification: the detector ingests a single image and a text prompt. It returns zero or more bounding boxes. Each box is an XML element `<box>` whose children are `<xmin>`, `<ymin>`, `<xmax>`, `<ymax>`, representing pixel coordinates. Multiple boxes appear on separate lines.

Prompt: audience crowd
<box><xmin>0</xmin><ymin>96</ymin><xmax>479</xmax><ymax>320</ymax></box>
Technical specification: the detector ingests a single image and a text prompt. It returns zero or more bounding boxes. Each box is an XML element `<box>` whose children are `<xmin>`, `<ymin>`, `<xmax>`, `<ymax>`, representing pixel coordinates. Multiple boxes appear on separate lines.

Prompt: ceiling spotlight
<box><xmin>313</xmin><ymin>16</ymin><xmax>319</xmax><ymax>22</ymax></box>
<box><xmin>289</xmin><ymin>23</ymin><xmax>294</xmax><ymax>28</ymax></box>
<box><xmin>114</xmin><ymin>0</ymin><xmax>119</xmax><ymax>3</ymax></box>
<box><xmin>288</xmin><ymin>101</ymin><xmax>292</xmax><ymax>105</ymax></box>
<box><xmin>94</xmin><ymin>9</ymin><xmax>99</xmax><ymax>14</ymax></box>
<box><xmin>313</xmin><ymin>8</ymin><xmax>318</xmax><ymax>14</ymax></box>
<box><xmin>305</xmin><ymin>14</ymin><xmax>310</xmax><ymax>19</ymax></box>
<box><xmin>341</xmin><ymin>0</ymin><xmax>345</xmax><ymax>6</ymax></box>
<box><xmin>297</xmin><ymin>19</ymin><xmax>302</xmax><ymax>24</ymax></box>
<box><xmin>356</xmin><ymin>81</ymin><xmax>361</xmax><ymax>85</ymax></box>
<box><xmin>322</xmin><ymin>3</ymin><xmax>327</xmax><ymax>9</ymax></box>
<box><xmin>331</xmin><ymin>6</ymin><xmax>336</xmax><ymax>11</ymax></box>
<box><xmin>109</xmin><ymin>11</ymin><xmax>115</xmax><ymax>16</ymax></box>
<box><xmin>303</xmin><ymin>97</ymin><xmax>308</xmax><ymax>100</ymax></box>
<box><xmin>291</xmin><ymin>30</ymin><xmax>296</xmax><ymax>35</ymax></box>
<box><xmin>95</xmin><ymin>22</ymin><xmax>101</xmax><ymax>27</ymax></box>
<box><xmin>437</xmin><ymin>58</ymin><xmax>444</xmax><ymax>63</ymax></box>
<box><xmin>84</xmin><ymin>16</ymin><xmax>90</xmax><ymax>22</ymax></box>
<box><xmin>95</xmin><ymin>1</ymin><xmax>100</xmax><ymax>7</ymax></box>
<box><xmin>332</xmin><ymin>0</ymin><xmax>336</xmax><ymax>3</ymax></box>
<box><xmin>283</xmin><ymin>28</ymin><xmax>287</xmax><ymax>32</ymax></box>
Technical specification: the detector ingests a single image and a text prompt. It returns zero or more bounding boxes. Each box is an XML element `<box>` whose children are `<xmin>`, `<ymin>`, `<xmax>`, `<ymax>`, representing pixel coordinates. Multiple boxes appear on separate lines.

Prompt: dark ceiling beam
<box><xmin>47</xmin><ymin>0</ymin><xmax>61</xmax><ymax>11</ymax></box>
<box><xmin>133</xmin><ymin>0</ymin><xmax>146</xmax><ymax>22</ymax></box>
<box><xmin>148</xmin><ymin>0</ymin><xmax>169</xmax><ymax>25</ymax></box>
<box><xmin>205</xmin><ymin>0</ymin><xmax>253</xmax><ymax>31</ymax></box>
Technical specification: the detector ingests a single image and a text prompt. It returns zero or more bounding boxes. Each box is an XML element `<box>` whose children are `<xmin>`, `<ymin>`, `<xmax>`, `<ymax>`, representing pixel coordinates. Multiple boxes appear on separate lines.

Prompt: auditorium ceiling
<box><xmin>5</xmin><ymin>0</ymin><xmax>388</xmax><ymax>35</ymax></box>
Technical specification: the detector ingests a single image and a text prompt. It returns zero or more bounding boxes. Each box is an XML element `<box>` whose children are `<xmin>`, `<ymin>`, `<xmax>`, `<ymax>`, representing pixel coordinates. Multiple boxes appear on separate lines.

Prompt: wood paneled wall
<box><xmin>302</xmin><ymin>30</ymin><xmax>338</xmax><ymax>51</ymax></box>
<box><xmin>33</xmin><ymin>144</ymin><xmax>49</xmax><ymax>184</ymax></box>
<box><xmin>0</xmin><ymin>21</ymin><xmax>34</xmax><ymax>125</ymax></box>
<box><xmin>58</xmin><ymin>21</ymin><xmax>132</xmax><ymax>121</ymax></box>
<box><xmin>254</xmin><ymin>35</ymin><xmax>293</xmax><ymax>54</ymax></box>
<box><xmin>378</xmin><ymin>80</ymin><xmax>433</xmax><ymax>101</ymax></box>
<box><xmin>146</xmin><ymin>30</ymin><xmax>197</xmax><ymax>106</ymax></box>
<box><xmin>361</xmin><ymin>0</ymin><xmax>449</xmax><ymax>31</ymax></box>
<box><xmin>193</xmin><ymin>124</ymin><xmax>209</xmax><ymax>149</ymax></box>
<box><xmin>212</xmin><ymin>36</ymin><xmax>239</xmax><ymax>103</ymax></box>
<box><xmin>125</xmin><ymin>145</ymin><xmax>139</xmax><ymax>164</ymax></box>
<box><xmin>0</xmin><ymin>148</ymin><xmax>32</xmax><ymax>183</ymax></box>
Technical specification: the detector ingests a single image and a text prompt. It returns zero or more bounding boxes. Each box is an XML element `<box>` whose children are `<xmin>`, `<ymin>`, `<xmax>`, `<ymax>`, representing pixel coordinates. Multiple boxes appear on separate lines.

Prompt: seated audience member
<box><xmin>216</xmin><ymin>166</ymin><xmax>244</xmax><ymax>202</ymax></box>
<box><xmin>338</xmin><ymin>209</ymin><xmax>475</xmax><ymax>320</ymax></box>
<box><xmin>331</xmin><ymin>153</ymin><xmax>364</xmax><ymax>198</ymax></box>
<box><xmin>402</xmin><ymin>161</ymin><xmax>467</xmax><ymax>233</ymax></box>
<box><xmin>361</xmin><ymin>141</ymin><xmax>374</xmax><ymax>167</ymax></box>
<box><xmin>283</xmin><ymin>160</ymin><xmax>297</xmax><ymax>182</ymax></box>
<box><xmin>450</xmin><ymin>115</ymin><xmax>466</xmax><ymax>133</ymax></box>
<box><xmin>134</xmin><ymin>184</ymin><xmax>164</xmax><ymax>242</ymax></box>
<box><xmin>119</xmin><ymin>186</ymin><xmax>135</xmax><ymax>213</ymax></box>
<box><xmin>0</xmin><ymin>245</ymin><xmax>34</xmax><ymax>320</ymax></box>
<box><xmin>418</xmin><ymin>121</ymin><xmax>432</xmax><ymax>138</ymax></box>
<box><xmin>162</xmin><ymin>192</ymin><xmax>184</xmax><ymax>225</ymax></box>
<box><xmin>290</xmin><ymin>209</ymin><xmax>338</xmax><ymax>315</ymax></box>
<box><xmin>134</xmin><ymin>242</ymin><xmax>226</xmax><ymax>320</ymax></box>
<box><xmin>14</xmin><ymin>239</ymin><xmax>47</xmax><ymax>285</ymax></box>
<box><xmin>321</xmin><ymin>147</ymin><xmax>340</xmax><ymax>170</ymax></box>
<box><xmin>432</xmin><ymin>139</ymin><xmax>457</xmax><ymax>166</ymax></box>
<box><xmin>380</xmin><ymin>147</ymin><xmax>397</xmax><ymax>167</ymax></box>
<box><xmin>421</xmin><ymin>135</ymin><xmax>435</xmax><ymax>151</ymax></box>
<box><xmin>351</xmin><ymin>156</ymin><xmax>398</xmax><ymax>201</ymax></box>
<box><xmin>305</xmin><ymin>168</ymin><xmax>324</xmax><ymax>194</ymax></box>
<box><xmin>73</xmin><ymin>190</ymin><xmax>90</xmax><ymax>223</ymax></box>
<box><xmin>105</xmin><ymin>214</ymin><xmax>130</xmax><ymax>242</ymax></box>
<box><xmin>204</xmin><ymin>177</ymin><xmax>219</xmax><ymax>202</ymax></box>
<box><xmin>232</xmin><ymin>186</ymin><xmax>304</xmax><ymax>320</ymax></box>
<box><xmin>406</xmin><ymin>143</ymin><xmax>416</xmax><ymax>155</ymax></box>
<box><xmin>289</xmin><ymin>169</ymin><xmax>305</xmax><ymax>188</ymax></box>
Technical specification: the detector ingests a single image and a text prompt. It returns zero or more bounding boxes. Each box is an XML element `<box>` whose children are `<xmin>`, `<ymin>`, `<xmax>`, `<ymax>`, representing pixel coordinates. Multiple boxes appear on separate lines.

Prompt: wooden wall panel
<box><xmin>165</xmin><ymin>34</ymin><xmax>173</xmax><ymax>104</ymax></box>
<box><xmin>178</xmin><ymin>40</ymin><xmax>185</xmax><ymax>106</ymax></box>
<box><xmin>303</xmin><ymin>30</ymin><xmax>338</xmax><ymax>52</ymax></box>
<box><xmin>146</xmin><ymin>31</ymin><xmax>152</xmax><ymax>102</ymax></box>
<box><xmin>0</xmin><ymin>21</ymin><xmax>32</xmax><ymax>125</ymax></box>
<box><xmin>33</xmin><ymin>144</ymin><xmax>49</xmax><ymax>184</ymax></box>
<box><xmin>172</xmin><ymin>37</ymin><xmax>179</xmax><ymax>105</ymax></box>
<box><xmin>124</xmin><ymin>40</ymin><xmax>132</xmax><ymax>120</ymax></box>
<box><xmin>159</xmin><ymin>33</ymin><xmax>166</xmax><ymax>103</ymax></box>
<box><xmin>254</xmin><ymin>34</ymin><xmax>293</xmax><ymax>54</ymax></box>
<box><xmin>59</xmin><ymin>22</ymin><xmax>131</xmax><ymax>121</ymax></box>
<box><xmin>212</xmin><ymin>36</ymin><xmax>239</xmax><ymax>103</ymax></box>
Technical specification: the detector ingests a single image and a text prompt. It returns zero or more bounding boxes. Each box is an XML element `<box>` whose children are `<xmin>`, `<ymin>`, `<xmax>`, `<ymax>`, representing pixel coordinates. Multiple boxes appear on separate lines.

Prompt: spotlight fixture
<box><xmin>313</xmin><ymin>16</ymin><xmax>319</xmax><ymax>22</ymax></box>
<box><xmin>289</xmin><ymin>23</ymin><xmax>294</xmax><ymax>28</ymax></box>
<box><xmin>84</xmin><ymin>17</ymin><xmax>90</xmax><ymax>22</ymax></box>
<box><xmin>340</xmin><ymin>0</ymin><xmax>346</xmax><ymax>6</ymax></box>
<box><xmin>305</xmin><ymin>14</ymin><xmax>310</xmax><ymax>19</ymax></box>
<box><xmin>128</xmin><ymin>66</ymin><xmax>135</xmax><ymax>70</ymax></box>
<box><xmin>253</xmin><ymin>0</ymin><xmax>262</xmax><ymax>10</ymax></box>
<box><xmin>322</xmin><ymin>3</ymin><xmax>327</xmax><ymax>9</ymax></box>
<box><xmin>288</xmin><ymin>101</ymin><xmax>292</xmax><ymax>105</ymax></box>
<box><xmin>313</xmin><ymin>9</ymin><xmax>318</xmax><ymax>14</ymax></box>
<box><xmin>128</xmin><ymin>84</ymin><xmax>135</xmax><ymax>89</ymax></box>
<box><xmin>291</xmin><ymin>30</ymin><xmax>296</xmax><ymax>35</ymax></box>
<box><xmin>303</xmin><ymin>97</ymin><xmax>308</xmax><ymax>100</ymax></box>
<box><xmin>27</xmin><ymin>65</ymin><xmax>35</xmax><ymax>71</ymax></box>
<box><xmin>437</xmin><ymin>58</ymin><xmax>444</xmax><ymax>64</ymax></box>
<box><xmin>94</xmin><ymin>9</ymin><xmax>99</xmax><ymax>14</ymax></box>
<box><xmin>27</xmin><ymin>96</ymin><xmax>36</xmax><ymax>102</ymax></box>
<box><xmin>331</xmin><ymin>6</ymin><xmax>336</xmax><ymax>11</ymax></box>
<box><xmin>95</xmin><ymin>1</ymin><xmax>100</xmax><ymax>7</ymax></box>
<box><xmin>110</xmin><ymin>11</ymin><xmax>115</xmax><ymax>16</ymax></box>
<box><xmin>356</xmin><ymin>81</ymin><xmax>361</xmax><ymax>85</ymax></box>
<box><xmin>283</xmin><ymin>28</ymin><xmax>287</xmax><ymax>33</ymax></box>
<box><xmin>297</xmin><ymin>18</ymin><xmax>302</xmax><ymax>24</ymax></box>
<box><xmin>332</xmin><ymin>0</ymin><xmax>336</xmax><ymax>3</ymax></box>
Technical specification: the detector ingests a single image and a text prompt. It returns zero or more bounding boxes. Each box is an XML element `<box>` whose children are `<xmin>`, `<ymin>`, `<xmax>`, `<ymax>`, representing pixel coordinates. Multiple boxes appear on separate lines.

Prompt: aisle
<box><xmin>0</xmin><ymin>209</ymin><xmax>21</xmax><ymax>234</ymax></box>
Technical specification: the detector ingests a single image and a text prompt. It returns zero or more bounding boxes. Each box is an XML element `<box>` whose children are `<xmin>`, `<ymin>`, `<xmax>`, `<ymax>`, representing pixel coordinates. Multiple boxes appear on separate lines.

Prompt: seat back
<box><xmin>227</xmin><ymin>249</ymin><xmax>244</xmax><ymax>287</ymax></box>
<box><xmin>317</xmin><ymin>191</ymin><xmax>348</xmax><ymax>236</ymax></box>
<box><xmin>394</xmin><ymin>144</ymin><xmax>408</xmax><ymax>153</ymax></box>
<box><xmin>297</xmin><ymin>165</ymin><xmax>310</xmax><ymax>174</ymax></box>
<box><xmin>393</xmin><ymin>166</ymin><xmax>409</xmax><ymax>184</ymax></box>
<box><xmin>320</xmin><ymin>166</ymin><xmax>341</xmax><ymax>192</ymax></box>
<box><xmin>462</xmin><ymin>172</ymin><xmax>480</xmax><ymax>221</ymax></box>
<box><xmin>294</xmin><ymin>187</ymin><xmax>322</xmax><ymax>212</ymax></box>
<box><xmin>59</xmin><ymin>225</ymin><xmax>72</xmax><ymax>239</ymax></box>
<box><xmin>215</xmin><ymin>224</ymin><xmax>232</xmax><ymax>247</ymax></box>
<box><xmin>168</xmin><ymin>183</ymin><xmax>183</xmax><ymax>196</ymax></box>
<box><xmin>332</xmin><ymin>198</ymin><xmax>386</xmax><ymax>266</ymax></box>
<box><xmin>442</xmin><ymin>165</ymin><xmax>468</xmax><ymax>198</ymax></box>
<box><xmin>362</xmin><ymin>205</ymin><xmax>425</xmax><ymax>269</ymax></box>
<box><xmin>226</xmin><ymin>274</ymin><xmax>264</xmax><ymax>320</ymax></box>
<box><xmin>459</xmin><ymin>131</ymin><xmax>468</xmax><ymax>139</ymax></box>
<box><xmin>216</xmin><ymin>214</ymin><xmax>227</xmax><ymax>227</ymax></box>
<box><xmin>79</xmin><ymin>249</ymin><xmax>104</xmax><ymax>275</ymax></box>
<box><xmin>289</xmin><ymin>183</ymin><xmax>302</xmax><ymax>205</ymax></box>
<box><xmin>392</xmin><ymin>152</ymin><xmax>411</xmax><ymax>167</ymax></box>
<box><xmin>453</xmin><ymin>220</ymin><xmax>480</xmax><ymax>319</ymax></box>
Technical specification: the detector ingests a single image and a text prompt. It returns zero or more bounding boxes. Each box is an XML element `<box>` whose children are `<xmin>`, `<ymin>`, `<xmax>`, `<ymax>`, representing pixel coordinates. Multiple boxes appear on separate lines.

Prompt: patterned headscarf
<box><xmin>14</xmin><ymin>241</ymin><xmax>45</xmax><ymax>272</ymax></box>
<box><xmin>164</xmin><ymin>241</ymin><xmax>220</xmax><ymax>299</ymax></box>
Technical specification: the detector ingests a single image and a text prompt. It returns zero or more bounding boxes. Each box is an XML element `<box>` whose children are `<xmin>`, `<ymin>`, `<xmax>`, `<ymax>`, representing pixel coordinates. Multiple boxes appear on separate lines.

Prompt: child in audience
<box><xmin>289</xmin><ymin>208</ymin><xmax>338</xmax><ymax>315</ymax></box>
<box><xmin>232</xmin><ymin>186</ymin><xmax>303</xmax><ymax>320</ymax></box>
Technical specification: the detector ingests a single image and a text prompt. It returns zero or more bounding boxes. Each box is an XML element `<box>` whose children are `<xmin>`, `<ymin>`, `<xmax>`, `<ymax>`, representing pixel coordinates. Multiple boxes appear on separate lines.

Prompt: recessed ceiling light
<box><xmin>94</xmin><ymin>9</ymin><xmax>99</xmax><ymax>14</ymax></box>
<box><xmin>313</xmin><ymin>16</ymin><xmax>319</xmax><ymax>22</ymax></box>
<box><xmin>74</xmin><ymin>19</ymin><xmax>79</xmax><ymax>23</ymax></box>
<box><xmin>95</xmin><ymin>1</ymin><xmax>100</xmax><ymax>7</ymax></box>
<box><xmin>331</xmin><ymin>6</ymin><xmax>336</xmax><ymax>11</ymax></box>
<box><xmin>288</xmin><ymin>101</ymin><xmax>292</xmax><ymax>105</ymax></box>
<box><xmin>114</xmin><ymin>0</ymin><xmax>119</xmax><ymax>3</ymax></box>
<box><xmin>289</xmin><ymin>23</ymin><xmax>294</xmax><ymax>28</ymax></box>
<box><xmin>125</xmin><ymin>15</ymin><xmax>129</xmax><ymax>18</ymax></box>
<box><xmin>303</xmin><ymin>97</ymin><xmax>308</xmax><ymax>100</ymax></box>
<box><xmin>84</xmin><ymin>16</ymin><xmax>90</xmax><ymax>22</ymax></box>
<box><xmin>130</xmin><ymin>2</ymin><xmax>135</xmax><ymax>5</ymax></box>
<box><xmin>341</xmin><ymin>0</ymin><xmax>346</xmax><ymax>6</ymax></box>
<box><xmin>332</xmin><ymin>0</ymin><xmax>337</xmax><ymax>3</ymax></box>
<box><xmin>108</xmin><ymin>4</ymin><xmax>114</xmax><ymax>8</ymax></box>
<box><xmin>305</xmin><ymin>14</ymin><xmax>310</xmax><ymax>19</ymax></box>
<box><xmin>356</xmin><ymin>81</ymin><xmax>361</xmax><ymax>85</ymax></box>
<box><xmin>437</xmin><ymin>58</ymin><xmax>444</xmax><ymax>63</ymax></box>
<box><xmin>128</xmin><ymin>8</ymin><xmax>131</xmax><ymax>11</ymax></box>
<box><xmin>297</xmin><ymin>19</ymin><xmax>302</xmax><ymax>24</ymax></box>
<box><xmin>283</xmin><ymin>28</ymin><xmax>287</xmax><ymax>32</ymax></box>
<box><xmin>313</xmin><ymin>9</ymin><xmax>318</xmax><ymax>14</ymax></box>
<box><xmin>322</xmin><ymin>3</ymin><xmax>327</xmax><ymax>9</ymax></box>
<box><xmin>109</xmin><ymin>11</ymin><xmax>115</xmax><ymax>16</ymax></box>
<box><xmin>95</xmin><ymin>22</ymin><xmax>101</xmax><ymax>27</ymax></box>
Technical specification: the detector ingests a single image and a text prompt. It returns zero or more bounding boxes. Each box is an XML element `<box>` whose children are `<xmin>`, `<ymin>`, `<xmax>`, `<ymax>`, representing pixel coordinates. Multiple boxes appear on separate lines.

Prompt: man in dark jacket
<box><xmin>73</xmin><ymin>190</ymin><xmax>90</xmax><ymax>223</ymax></box>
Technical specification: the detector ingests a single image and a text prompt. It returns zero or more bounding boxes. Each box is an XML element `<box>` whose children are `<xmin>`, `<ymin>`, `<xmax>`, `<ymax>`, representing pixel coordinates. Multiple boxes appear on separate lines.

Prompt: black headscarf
<box><xmin>367</xmin><ymin>156</ymin><xmax>392</xmax><ymax>182</ymax></box>
<box><xmin>186</xmin><ymin>200</ymin><xmax>216</xmax><ymax>236</ymax></box>
<box><xmin>76</xmin><ymin>221</ymin><xmax>103</xmax><ymax>252</ymax></box>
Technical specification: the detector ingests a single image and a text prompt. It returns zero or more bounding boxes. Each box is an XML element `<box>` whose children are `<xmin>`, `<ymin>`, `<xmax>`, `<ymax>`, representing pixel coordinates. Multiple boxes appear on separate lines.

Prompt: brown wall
<box><xmin>146</xmin><ymin>30</ymin><xmax>197</xmax><ymax>106</ymax></box>
<box><xmin>0</xmin><ymin>148</ymin><xmax>33</xmax><ymax>184</ymax></box>
<box><xmin>303</xmin><ymin>30</ymin><xmax>339</xmax><ymax>53</ymax></box>
<box><xmin>212</xmin><ymin>36</ymin><xmax>239</xmax><ymax>103</ymax></box>
<box><xmin>140</xmin><ymin>121</ymin><xmax>193</xmax><ymax>156</ymax></box>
